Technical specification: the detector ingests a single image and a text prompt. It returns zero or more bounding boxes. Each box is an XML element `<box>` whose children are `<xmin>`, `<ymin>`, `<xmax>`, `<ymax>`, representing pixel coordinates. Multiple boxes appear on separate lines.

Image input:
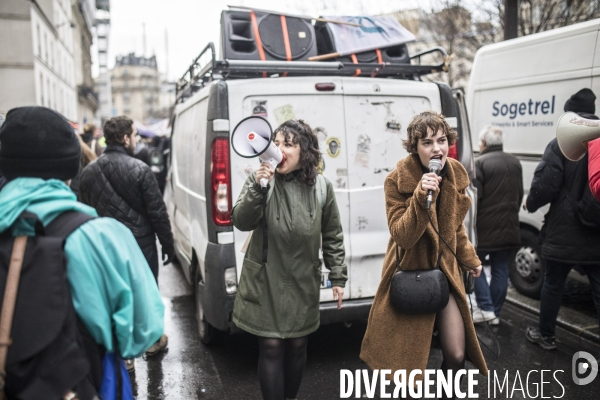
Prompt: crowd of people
<box><xmin>0</xmin><ymin>87</ymin><xmax>598</xmax><ymax>399</ymax></box>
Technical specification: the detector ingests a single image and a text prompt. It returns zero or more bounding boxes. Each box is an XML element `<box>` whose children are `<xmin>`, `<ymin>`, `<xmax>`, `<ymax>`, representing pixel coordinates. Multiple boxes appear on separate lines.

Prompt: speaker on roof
<box><xmin>221</xmin><ymin>10</ymin><xmax>318</xmax><ymax>61</ymax></box>
<box><xmin>314</xmin><ymin>20</ymin><xmax>411</xmax><ymax>66</ymax></box>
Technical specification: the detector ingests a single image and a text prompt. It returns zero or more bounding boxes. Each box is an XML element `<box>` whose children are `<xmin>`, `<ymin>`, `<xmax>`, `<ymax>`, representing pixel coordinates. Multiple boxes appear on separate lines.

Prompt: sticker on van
<box><xmin>355</xmin><ymin>134</ymin><xmax>371</xmax><ymax>168</ymax></box>
<box><xmin>252</xmin><ymin>100</ymin><xmax>268</xmax><ymax>117</ymax></box>
<box><xmin>326</xmin><ymin>137</ymin><xmax>341</xmax><ymax>158</ymax></box>
<box><xmin>274</xmin><ymin>104</ymin><xmax>296</xmax><ymax>125</ymax></box>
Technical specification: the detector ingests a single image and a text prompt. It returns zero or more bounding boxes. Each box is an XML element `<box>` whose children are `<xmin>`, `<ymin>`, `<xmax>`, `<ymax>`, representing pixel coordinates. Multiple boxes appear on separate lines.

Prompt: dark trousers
<box><xmin>539</xmin><ymin>260</ymin><xmax>600</xmax><ymax>337</ymax></box>
<box><xmin>139</xmin><ymin>240</ymin><xmax>159</xmax><ymax>283</ymax></box>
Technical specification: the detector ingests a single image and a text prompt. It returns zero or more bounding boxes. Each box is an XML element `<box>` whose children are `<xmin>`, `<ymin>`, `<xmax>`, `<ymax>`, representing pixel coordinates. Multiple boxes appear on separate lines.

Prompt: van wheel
<box><xmin>194</xmin><ymin>267</ymin><xmax>225</xmax><ymax>345</ymax></box>
<box><xmin>510</xmin><ymin>229</ymin><xmax>545</xmax><ymax>299</ymax></box>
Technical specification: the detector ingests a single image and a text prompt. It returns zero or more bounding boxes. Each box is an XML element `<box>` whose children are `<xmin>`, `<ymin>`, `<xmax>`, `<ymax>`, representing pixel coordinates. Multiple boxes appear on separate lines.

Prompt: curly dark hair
<box><xmin>103</xmin><ymin>116</ymin><xmax>134</xmax><ymax>146</ymax></box>
<box><xmin>274</xmin><ymin>119</ymin><xmax>321</xmax><ymax>186</ymax></box>
<box><xmin>402</xmin><ymin>110</ymin><xmax>458</xmax><ymax>154</ymax></box>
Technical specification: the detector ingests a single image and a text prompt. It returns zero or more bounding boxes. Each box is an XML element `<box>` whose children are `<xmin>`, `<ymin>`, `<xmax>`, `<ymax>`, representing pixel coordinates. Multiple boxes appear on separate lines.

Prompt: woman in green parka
<box><xmin>231</xmin><ymin>119</ymin><xmax>347</xmax><ymax>400</ymax></box>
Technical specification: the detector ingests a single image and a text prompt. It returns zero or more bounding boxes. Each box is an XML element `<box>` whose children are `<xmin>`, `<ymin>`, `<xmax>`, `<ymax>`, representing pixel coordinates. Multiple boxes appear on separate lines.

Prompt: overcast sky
<box><xmin>105</xmin><ymin>0</ymin><xmax>424</xmax><ymax>81</ymax></box>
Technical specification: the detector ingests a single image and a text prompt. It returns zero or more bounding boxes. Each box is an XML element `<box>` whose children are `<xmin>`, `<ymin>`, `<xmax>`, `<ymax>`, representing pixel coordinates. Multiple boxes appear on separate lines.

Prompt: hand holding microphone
<box><xmin>423</xmin><ymin>158</ymin><xmax>443</xmax><ymax>210</ymax></box>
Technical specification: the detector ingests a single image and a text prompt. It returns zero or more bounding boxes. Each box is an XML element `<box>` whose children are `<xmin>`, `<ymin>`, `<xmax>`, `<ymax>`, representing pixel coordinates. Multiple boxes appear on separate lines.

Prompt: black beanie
<box><xmin>0</xmin><ymin>106</ymin><xmax>80</xmax><ymax>181</ymax></box>
<box><xmin>564</xmin><ymin>88</ymin><xmax>596</xmax><ymax>115</ymax></box>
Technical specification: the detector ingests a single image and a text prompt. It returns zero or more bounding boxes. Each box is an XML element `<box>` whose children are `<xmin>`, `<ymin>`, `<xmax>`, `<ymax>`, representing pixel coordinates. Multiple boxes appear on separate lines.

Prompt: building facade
<box><xmin>73</xmin><ymin>0</ymin><xmax>98</xmax><ymax>126</ymax></box>
<box><xmin>111</xmin><ymin>53</ymin><xmax>160</xmax><ymax>123</ymax></box>
<box><xmin>0</xmin><ymin>0</ymin><xmax>83</xmax><ymax>121</ymax></box>
<box><xmin>94</xmin><ymin>0</ymin><xmax>112</xmax><ymax>124</ymax></box>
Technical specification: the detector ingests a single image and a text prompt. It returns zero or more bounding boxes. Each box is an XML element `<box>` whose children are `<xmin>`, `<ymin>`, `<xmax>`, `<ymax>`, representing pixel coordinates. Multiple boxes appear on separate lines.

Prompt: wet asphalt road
<box><xmin>132</xmin><ymin>262</ymin><xmax>600</xmax><ymax>400</ymax></box>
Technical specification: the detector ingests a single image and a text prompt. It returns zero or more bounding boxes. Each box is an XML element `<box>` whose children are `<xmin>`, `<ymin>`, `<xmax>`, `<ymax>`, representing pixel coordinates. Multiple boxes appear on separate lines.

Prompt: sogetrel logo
<box><xmin>572</xmin><ymin>351</ymin><xmax>598</xmax><ymax>386</ymax></box>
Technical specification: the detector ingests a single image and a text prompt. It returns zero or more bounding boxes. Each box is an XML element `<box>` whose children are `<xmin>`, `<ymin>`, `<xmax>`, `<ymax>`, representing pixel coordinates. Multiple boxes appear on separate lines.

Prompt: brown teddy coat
<box><xmin>360</xmin><ymin>154</ymin><xmax>488</xmax><ymax>376</ymax></box>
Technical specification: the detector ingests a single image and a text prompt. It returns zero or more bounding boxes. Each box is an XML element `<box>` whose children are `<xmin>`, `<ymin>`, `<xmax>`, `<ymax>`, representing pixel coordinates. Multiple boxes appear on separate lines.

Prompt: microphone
<box><xmin>426</xmin><ymin>158</ymin><xmax>443</xmax><ymax>210</ymax></box>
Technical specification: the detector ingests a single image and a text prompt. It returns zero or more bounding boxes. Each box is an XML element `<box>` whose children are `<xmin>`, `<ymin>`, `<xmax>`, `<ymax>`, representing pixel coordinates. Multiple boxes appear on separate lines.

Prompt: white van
<box><xmin>165</xmin><ymin>41</ymin><xmax>479</xmax><ymax>344</ymax></box>
<box><xmin>467</xmin><ymin>18</ymin><xmax>600</xmax><ymax>298</ymax></box>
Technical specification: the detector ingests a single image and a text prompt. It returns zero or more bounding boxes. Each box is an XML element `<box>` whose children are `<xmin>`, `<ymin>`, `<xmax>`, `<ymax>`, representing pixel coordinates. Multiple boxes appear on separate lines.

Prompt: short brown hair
<box><xmin>83</xmin><ymin>123</ymin><xmax>96</xmax><ymax>135</ymax></box>
<box><xmin>103</xmin><ymin>116</ymin><xmax>134</xmax><ymax>146</ymax></box>
<box><xmin>274</xmin><ymin>119</ymin><xmax>321</xmax><ymax>186</ymax></box>
<box><xmin>76</xmin><ymin>134</ymin><xmax>97</xmax><ymax>167</ymax></box>
<box><xmin>402</xmin><ymin>111</ymin><xmax>457</xmax><ymax>154</ymax></box>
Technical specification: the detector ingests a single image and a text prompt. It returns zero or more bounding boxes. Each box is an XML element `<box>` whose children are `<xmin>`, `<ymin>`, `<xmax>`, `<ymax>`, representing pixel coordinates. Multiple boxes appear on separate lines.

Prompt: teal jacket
<box><xmin>0</xmin><ymin>178</ymin><xmax>164</xmax><ymax>358</ymax></box>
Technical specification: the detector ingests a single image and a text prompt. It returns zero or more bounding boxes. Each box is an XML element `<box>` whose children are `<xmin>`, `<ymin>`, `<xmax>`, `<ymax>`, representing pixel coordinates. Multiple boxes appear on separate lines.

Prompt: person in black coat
<box><xmin>79</xmin><ymin>116</ymin><xmax>175</xmax><ymax>281</ymax></box>
<box><xmin>524</xmin><ymin>88</ymin><xmax>600</xmax><ymax>351</ymax></box>
<box><xmin>472</xmin><ymin>125</ymin><xmax>523</xmax><ymax>325</ymax></box>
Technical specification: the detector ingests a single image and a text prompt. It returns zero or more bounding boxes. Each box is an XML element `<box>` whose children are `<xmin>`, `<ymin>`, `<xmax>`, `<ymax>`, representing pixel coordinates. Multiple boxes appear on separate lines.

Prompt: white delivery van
<box><xmin>165</xmin><ymin>37</ymin><xmax>479</xmax><ymax>344</ymax></box>
<box><xmin>467</xmin><ymin>18</ymin><xmax>600</xmax><ymax>298</ymax></box>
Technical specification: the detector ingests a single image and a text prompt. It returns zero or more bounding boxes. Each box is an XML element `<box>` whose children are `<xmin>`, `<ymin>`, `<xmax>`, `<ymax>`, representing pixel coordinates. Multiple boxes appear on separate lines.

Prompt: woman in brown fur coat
<box><xmin>360</xmin><ymin>111</ymin><xmax>488</xmax><ymax>397</ymax></box>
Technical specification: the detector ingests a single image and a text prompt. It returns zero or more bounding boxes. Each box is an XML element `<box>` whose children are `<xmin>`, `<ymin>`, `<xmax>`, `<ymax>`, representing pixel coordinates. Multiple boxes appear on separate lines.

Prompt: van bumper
<box><xmin>319</xmin><ymin>298</ymin><xmax>373</xmax><ymax>325</ymax></box>
<box><xmin>202</xmin><ymin>242</ymin><xmax>236</xmax><ymax>332</ymax></box>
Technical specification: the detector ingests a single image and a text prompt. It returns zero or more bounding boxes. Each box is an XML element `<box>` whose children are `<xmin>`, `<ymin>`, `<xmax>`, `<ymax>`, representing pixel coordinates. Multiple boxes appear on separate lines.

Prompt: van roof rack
<box><xmin>176</xmin><ymin>42</ymin><xmax>451</xmax><ymax>104</ymax></box>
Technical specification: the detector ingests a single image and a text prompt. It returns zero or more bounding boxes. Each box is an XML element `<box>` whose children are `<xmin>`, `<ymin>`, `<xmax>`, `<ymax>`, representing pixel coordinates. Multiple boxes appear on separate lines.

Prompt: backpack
<box><xmin>572</xmin><ymin>184</ymin><xmax>600</xmax><ymax>229</ymax></box>
<box><xmin>0</xmin><ymin>211</ymin><xmax>101</xmax><ymax>400</ymax></box>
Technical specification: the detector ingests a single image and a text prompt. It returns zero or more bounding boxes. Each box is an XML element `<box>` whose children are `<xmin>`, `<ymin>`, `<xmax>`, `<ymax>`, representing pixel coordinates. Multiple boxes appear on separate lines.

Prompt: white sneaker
<box><xmin>472</xmin><ymin>309</ymin><xmax>496</xmax><ymax>323</ymax></box>
<box><xmin>489</xmin><ymin>317</ymin><xmax>500</xmax><ymax>326</ymax></box>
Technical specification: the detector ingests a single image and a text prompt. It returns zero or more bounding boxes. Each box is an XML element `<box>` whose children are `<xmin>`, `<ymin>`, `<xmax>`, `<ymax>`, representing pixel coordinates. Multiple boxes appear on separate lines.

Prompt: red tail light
<box><xmin>211</xmin><ymin>138</ymin><xmax>232</xmax><ymax>226</ymax></box>
<box><xmin>448</xmin><ymin>141</ymin><xmax>458</xmax><ymax>160</ymax></box>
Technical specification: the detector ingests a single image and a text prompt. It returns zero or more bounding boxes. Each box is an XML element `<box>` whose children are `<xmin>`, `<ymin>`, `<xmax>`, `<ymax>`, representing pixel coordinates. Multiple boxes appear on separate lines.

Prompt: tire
<box><xmin>510</xmin><ymin>229</ymin><xmax>545</xmax><ymax>299</ymax></box>
<box><xmin>193</xmin><ymin>266</ymin><xmax>226</xmax><ymax>345</ymax></box>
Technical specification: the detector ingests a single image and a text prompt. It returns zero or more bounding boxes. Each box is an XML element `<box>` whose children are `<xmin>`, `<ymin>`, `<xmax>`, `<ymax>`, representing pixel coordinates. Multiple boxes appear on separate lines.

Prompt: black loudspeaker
<box><xmin>314</xmin><ymin>20</ymin><xmax>411</xmax><ymax>65</ymax></box>
<box><xmin>221</xmin><ymin>11</ymin><xmax>318</xmax><ymax>61</ymax></box>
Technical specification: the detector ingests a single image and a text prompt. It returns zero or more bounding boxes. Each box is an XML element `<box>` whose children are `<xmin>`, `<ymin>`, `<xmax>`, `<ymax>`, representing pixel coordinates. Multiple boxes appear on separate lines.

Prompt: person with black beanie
<box><xmin>0</xmin><ymin>106</ymin><xmax>164</xmax><ymax>398</ymax></box>
<box><xmin>524</xmin><ymin>89</ymin><xmax>600</xmax><ymax>351</ymax></box>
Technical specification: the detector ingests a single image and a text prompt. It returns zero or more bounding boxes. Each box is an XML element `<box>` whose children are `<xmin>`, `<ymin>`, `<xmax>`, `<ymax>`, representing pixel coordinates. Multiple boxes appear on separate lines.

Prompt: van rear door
<box><xmin>341</xmin><ymin>79</ymin><xmax>441</xmax><ymax>299</ymax></box>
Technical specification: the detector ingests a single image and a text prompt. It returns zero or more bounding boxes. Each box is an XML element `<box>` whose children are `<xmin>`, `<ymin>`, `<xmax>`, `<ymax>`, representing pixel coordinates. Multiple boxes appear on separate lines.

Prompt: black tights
<box><xmin>436</xmin><ymin>293</ymin><xmax>466</xmax><ymax>399</ymax></box>
<box><xmin>257</xmin><ymin>336</ymin><xmax>308</xmax><ymax>400</ymax></box>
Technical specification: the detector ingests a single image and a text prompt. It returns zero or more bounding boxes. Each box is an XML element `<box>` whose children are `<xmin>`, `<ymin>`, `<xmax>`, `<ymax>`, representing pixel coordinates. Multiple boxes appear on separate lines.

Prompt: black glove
<box><xmin>162</xmin><ymin>248</ymin><xmax>174</xmax><ymax>265</ymax></box>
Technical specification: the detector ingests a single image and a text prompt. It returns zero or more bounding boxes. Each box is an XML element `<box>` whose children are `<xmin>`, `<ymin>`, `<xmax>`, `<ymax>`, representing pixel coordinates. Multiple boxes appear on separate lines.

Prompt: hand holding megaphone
<box><xmin>231</xmin><ymin>116</ymin><xmax>286</xmax><ymax>188</ymax></box>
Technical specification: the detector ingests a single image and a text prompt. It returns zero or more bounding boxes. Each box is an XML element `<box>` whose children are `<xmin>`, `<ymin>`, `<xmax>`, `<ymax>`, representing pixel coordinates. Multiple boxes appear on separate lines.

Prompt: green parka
<box><xmin>231</xmin><ymin>171</ymin><xmax>347</xmax><ymax>338</ymax></box>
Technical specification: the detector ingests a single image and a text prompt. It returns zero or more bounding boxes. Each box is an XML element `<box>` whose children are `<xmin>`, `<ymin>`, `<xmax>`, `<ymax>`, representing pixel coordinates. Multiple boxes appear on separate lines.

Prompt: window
<box><xmin>39</xmin><ymin>73</ymin><xmax>44</xmax><ymax>105</ymax></box>
<box><xmin>50</xmin><ymin>41</ymin><xmax>53</xmax><ymax>69</ymax></box>
<box><xmin>532</xmin><ymin>5</ymin><xmax>541</xmax><ymax>24</ymax></box>
<box><xmin>46</xmin><ymin>78</ymin><xmax>50</xmax><ymax>108</ymax></box>
<box><xmin>37</xmin><ymin>25</ymin><xmax>41</xmax><ymax>56</ymax></box>
<box><xmin>44</xmin><ymin>33</ymin><xmax>48</xmax><ymax>62</ymax></box>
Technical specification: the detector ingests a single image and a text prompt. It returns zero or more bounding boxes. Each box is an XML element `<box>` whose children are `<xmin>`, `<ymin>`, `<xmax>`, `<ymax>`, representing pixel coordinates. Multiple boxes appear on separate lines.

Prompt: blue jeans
<box><xmin>474</xmin><ymin>250</ymin><xmax>511</xmax><ymax>316</ymax></box>
<box><xmin>539</xmin><ymin>260</ymin><xmax>600</xmax><ymax>337</ymax></box>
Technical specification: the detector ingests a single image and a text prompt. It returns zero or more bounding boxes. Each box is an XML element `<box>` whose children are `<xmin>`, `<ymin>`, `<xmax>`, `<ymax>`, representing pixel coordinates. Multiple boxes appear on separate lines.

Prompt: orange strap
<box><xmin>350</xmin><ymin>54</ymin><xmax>361</xmax><ymax>77</ymax></box>
<box><xmin>250</xmin><ymin>11</ymin><xmax>267</xmax><ymax>77</ymax></box>
<box><xmin>280</xmin><ymin>15</ymin><xmax>292</xmax><ymax>77</ymax></box>
<box><xmin>370</xmin><ymin>49</ymin><xmax>384</xmax><ymax>77</ymax></box>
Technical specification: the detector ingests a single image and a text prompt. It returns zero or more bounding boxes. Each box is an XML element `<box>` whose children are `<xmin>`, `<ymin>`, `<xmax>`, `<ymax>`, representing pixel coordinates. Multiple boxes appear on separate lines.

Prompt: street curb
<box><xmin>505</xmin><ymin>294</ymin><xmax>600</xmax><ymax>344</ymax></box>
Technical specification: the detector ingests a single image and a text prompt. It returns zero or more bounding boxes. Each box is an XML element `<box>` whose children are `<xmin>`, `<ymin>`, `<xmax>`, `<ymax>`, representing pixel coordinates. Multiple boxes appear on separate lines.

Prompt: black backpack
<box><xmin>0</xmin><ymin>211</ymin><xmax>103</xmax><ymax>400</ymax></box>
<box><xmin>573</xmin><ymin>183</ymin><xmax>600</xmax><ymax>229</ymax></box>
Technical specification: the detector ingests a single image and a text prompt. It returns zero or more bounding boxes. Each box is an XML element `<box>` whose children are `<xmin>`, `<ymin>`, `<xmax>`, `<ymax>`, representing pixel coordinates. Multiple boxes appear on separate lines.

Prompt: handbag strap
<box><xmin>395</xmin><ymin>245</ymin><xmax>442</xmax><ymax>272</ymax></box>
<box><xmin>0</xmin><ymin>236</ymin><xmax>27</xmax><ymax>395</ymax></box>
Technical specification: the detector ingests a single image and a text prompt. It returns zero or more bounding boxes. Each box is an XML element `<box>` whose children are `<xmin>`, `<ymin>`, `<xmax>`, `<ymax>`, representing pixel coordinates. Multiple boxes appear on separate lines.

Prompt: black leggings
<box><xmin>257</xmin><ymin>336</ymin><xmax>308</xmax><ymax>400</ymax></box>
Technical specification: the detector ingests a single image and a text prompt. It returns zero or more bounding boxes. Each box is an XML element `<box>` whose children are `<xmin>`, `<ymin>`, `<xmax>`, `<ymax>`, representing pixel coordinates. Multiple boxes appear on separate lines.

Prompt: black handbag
<box><xmin>463</xmin><ymin>270</ymin><xmax>475</xmax><ymax>294</ymax></box>
<box><xmin>389</xmin><ymin>247</ymin><xmax>450</xmax><ymax>314</ymax></box>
